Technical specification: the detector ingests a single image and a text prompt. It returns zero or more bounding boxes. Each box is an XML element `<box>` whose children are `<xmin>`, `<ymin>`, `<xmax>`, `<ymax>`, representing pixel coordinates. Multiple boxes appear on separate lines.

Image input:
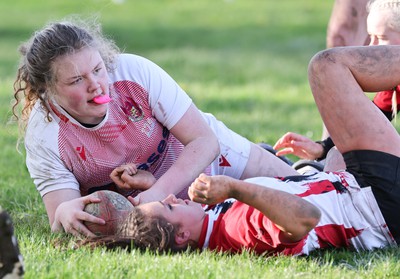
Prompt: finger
<box><xmin>125</xmin><ymin>164</ymin><xmax>138</xmax><ymax>175</ymax></box>
<box><xmin>70</xmin><ymin>222</ymin><xmax>96</xmax><ymax>238</ymax></box>
<box><xmin>273</xmin><ymin>139</ymin><xmax>285</xmax><ymax>150</ymax></box>
<box><xmin>111</xmin><ymin>166</ymin><xmax>125</xmax><ymax>176</ymax></box>
<box><xmin>128</xmin><ymin>195</ymin><xmax>140</xmax><ymax>206</ymax></box>
<box><xmin>189</xmin><ymin>186</ymin><xmax>205</xmax><ymax>201</ymax></box>
<box><xmin>273</xmin><ymin>133</ymin><xmax>292</xmax><ymax>148</ymax></box>
<box><xmin>124</xmin><ymin>167</ymin><xmax>135</xmax><ymax>176</ymax></box>
<box><xmin>110</xmin><ymin>168</ymin><xmax>125</xmax><ymax>182</ymax></box>
<box><xmin>274</xmin><ymin>140</ymin><xmax>293</xmax><ymax>150</ymax></box>
<box><xmin>78</xmin><ymin>223</ymin><xmax>97</xmax><ymax>237</ymax></box>
<box><xmin>189</xmin><ymin>193</ymin><xmax>206</xmax><ymax>204</ymax></box>
<box><xmin>275</xmin><ymin>148</ymin><xmax>294</xmax><ymax>156</ymax></box>
<box><xmin>67</xmin><ymin>227</ymin><xmax>80</xmax><ymax>237</ymax></box>
<box><xmin>197</xmin><ymin>173</ymin><xmax>210</xmax><ymax>182</ymax></box>
<box><xmin>191</xmin><ymin>194</ymin><xmax>211</xmax><ymax>205</ymax></box>
<box><xmin>193</xmin><ymin>175</ymin><xmax>209</xmax><ymax>188</ymax></box>
<box><xmin>84</xmin><ymin>215</ymin><xmax>106</xmax><ymax>226</ymax></box>
<box><xmin>82</xmin><ymin>195</ymin><xmax>102</xmax><ymax>205</ymax></box>
<box><xmin>71</xmin><ymin>225</ymin><xmax>96</xmax><ymax>238</ymax></box>
<box><xmin>80</xmin><ymin>209</ymin><xmax>106</xmax><ymax>224</ymax></box>
<box><xmin>190</xmin><ymin>186</ymin><xmax>209</xmax><ymax>200</ymax></box>
<box><xmin>110</xmin><ymin>175</ymin><xmax>125</xmax><ymax>188</ymax></box>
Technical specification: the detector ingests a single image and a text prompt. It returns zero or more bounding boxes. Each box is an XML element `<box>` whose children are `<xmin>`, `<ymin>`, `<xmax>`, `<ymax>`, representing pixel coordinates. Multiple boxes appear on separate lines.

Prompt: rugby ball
<box><xmin>84</xmin><ymin>190</ymin><xmax>133</xmax><ymax>236</ymax></box>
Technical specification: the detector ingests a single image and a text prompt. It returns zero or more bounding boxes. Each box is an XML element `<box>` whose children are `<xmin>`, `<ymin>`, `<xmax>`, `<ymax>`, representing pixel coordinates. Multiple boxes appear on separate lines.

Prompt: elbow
<box><xmin>209</xmin><ymin>134</ymin><xmax>220</xmax><ymax>158</ymax></box>
<box><xmin>299</xmin><ymin>206</ymin><xmax>321</xmax><ymax>236</ymax></box>
<box><xmin>307</xmin><ymin>207</ymin><xmax>321</xmax><ymax>230</ymax></box>
<box><xmin>282</xmin><ymin>205</ymin><xmax>321</xmax><ymax>243</ymax></box>
<box><xmin>293</xmin><ymin>206</ymin><xmax>321</xmax><ymax>241</ymax></box>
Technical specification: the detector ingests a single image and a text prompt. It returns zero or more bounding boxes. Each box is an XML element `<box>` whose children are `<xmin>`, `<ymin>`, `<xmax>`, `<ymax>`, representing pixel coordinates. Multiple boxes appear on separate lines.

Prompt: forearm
<box><xmin>229</xmin><ymin>179</ymin><xmax>321</xmax><ymax>242</ymax></box>
<box><xmin>190</xmin><ymin>174</ymin><xmax>320</xmax><ymax>241</ymax></box>
<box><xmin>42</xmin><ymin>189</ymin><xmax>81</xmax><ymax>228</ymax></box>
<box><xmin>148</xmin><ymin>136</ymin><xmax>219</xmax><ymax>198</ymax></box>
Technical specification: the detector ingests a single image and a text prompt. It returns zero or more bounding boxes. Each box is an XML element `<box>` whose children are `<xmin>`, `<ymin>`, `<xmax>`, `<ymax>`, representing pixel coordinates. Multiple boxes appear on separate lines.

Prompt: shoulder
<box><xmin>25</xmin><ymin>103</ymin><xmax>59</xmax><ymax>149</ymax></box>
<box><xmin>109</xmin><ymin>53</ymin><xmax>165</xmax><ymax>84</ymax></box>
<box><xmin>115</xmin><ymin>53</ymin><xmax>159</xmax><ymax>71</ymax></box>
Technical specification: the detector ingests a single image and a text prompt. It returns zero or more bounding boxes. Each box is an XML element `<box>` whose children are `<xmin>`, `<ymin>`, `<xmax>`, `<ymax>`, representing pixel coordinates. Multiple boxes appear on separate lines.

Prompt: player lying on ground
<box><xmin>79</xmin><ymin>45</ymin><xmax>400</xmax><ymax>255</ymax></box>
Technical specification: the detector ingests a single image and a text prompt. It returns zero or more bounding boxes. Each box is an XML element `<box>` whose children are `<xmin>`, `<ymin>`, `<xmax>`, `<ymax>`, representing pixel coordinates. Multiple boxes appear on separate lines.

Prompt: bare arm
<box><xmin>189</xmin><ymin>174</ymin><xmax>321</xmax><ymax>243</ymax></box>
<box><xmin>133</xmin><ymin>104</ymin><xmax>220</xmax><ymax>204</ymax></box>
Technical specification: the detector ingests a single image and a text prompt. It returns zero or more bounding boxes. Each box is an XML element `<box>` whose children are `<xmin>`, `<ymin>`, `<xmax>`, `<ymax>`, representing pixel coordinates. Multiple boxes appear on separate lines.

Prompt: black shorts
<box><xmin>343</xmin><ymin>150</ymin><xmax>400</xmax><ymax>244</ymax></box>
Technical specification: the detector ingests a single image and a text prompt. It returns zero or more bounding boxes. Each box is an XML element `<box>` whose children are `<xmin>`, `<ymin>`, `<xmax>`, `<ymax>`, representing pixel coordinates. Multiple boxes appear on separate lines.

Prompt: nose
<box><xmin>87</xmin><ymin>75</ymin><xmax>101</xmax><ymax>93</ymax></box>
<box><xmin>163</xmin><ymin>194</ymin><xmax>178</xmax><ymax>204</ymax></box>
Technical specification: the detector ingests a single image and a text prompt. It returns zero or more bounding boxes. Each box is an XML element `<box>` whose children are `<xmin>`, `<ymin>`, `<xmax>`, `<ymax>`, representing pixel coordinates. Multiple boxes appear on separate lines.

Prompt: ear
<box><xmin>174</xmin><ymin>229</ymin><xmax>190</xmax><ymax>246</ymax></box>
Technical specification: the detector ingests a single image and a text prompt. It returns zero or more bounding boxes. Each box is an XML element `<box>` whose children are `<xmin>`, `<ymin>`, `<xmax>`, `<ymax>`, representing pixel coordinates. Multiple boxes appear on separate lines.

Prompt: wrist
<box><xmin>221</xmin><ymin>176</ymin><xmax>240</xmax><ymax>200</ymax></box>
<box><xmin>315</xmin><ymin>137</ymin><xmax>335</xmax><ymax>161</ymax></box>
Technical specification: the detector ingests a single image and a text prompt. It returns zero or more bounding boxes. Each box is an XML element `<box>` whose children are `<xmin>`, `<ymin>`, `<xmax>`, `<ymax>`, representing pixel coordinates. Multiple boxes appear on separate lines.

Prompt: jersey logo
<box><xmin>137</xmin><ymin>127</ymin><xmax>170</xmax><ymax>171</ymax></box>
<box><xmin>76</xmin><ymin>146</ymin><xmax>86</xmax><ymax>161</ymax></box>
<box><xmin>128</xmin><ymin>103</ymin><xmax>144</xmax><ymax>122</ymax></box>
<box><xmin>120</xmin><ymin>97</ymin><xmax>144</xmax><ymax>122</ymax></box>
<box><xmin>218</xmin><ymin>155</ymin><xmax>231</xmax><ymax>167</ymax></box>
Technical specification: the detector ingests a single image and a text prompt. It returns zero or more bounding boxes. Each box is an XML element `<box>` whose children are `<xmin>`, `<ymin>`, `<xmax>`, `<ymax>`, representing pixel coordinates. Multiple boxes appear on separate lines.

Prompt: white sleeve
<box><xmin>25</xmin><ymin>106</ymin><xmax>80</xmax><ymax>197</ymax></box>
<box><xmin>113</xmin><ymin>54</ymin><xmax>193</xmax><ymax>130</ymax></box>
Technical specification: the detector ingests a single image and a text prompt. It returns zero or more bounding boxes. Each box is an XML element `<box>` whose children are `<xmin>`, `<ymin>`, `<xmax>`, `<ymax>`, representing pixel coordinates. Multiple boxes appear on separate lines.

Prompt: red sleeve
<box><xmin>373</xmin><ymin>90</ymin><xmax>395</xmax><ymax>112</ymax></box>
<box><xmin>207</xmin><ymin>202</ymin><xmax>300</xmax><ymax>255</ymax></box>
<box><xmin>373</xmin><ymin>85</ymin><xmax>400</xmax><ymax>112</ymax></box>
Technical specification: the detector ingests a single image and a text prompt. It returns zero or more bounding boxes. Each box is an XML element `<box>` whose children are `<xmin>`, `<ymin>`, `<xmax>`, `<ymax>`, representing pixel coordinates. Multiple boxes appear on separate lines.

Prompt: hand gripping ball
<box><xmin>84</xmin><ymin>190</ymin><xmax>134</xmax><ymax>236</ymax></box>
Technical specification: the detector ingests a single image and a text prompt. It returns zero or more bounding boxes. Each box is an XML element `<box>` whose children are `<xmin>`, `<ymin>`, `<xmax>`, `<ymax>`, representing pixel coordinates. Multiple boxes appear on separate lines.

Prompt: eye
<box><xmin>70</xmin><ymin>77</ymin><xmax>82</xmax><ymax>85</ymax></box>
<box><xmin>166</xmin><ymin>203</ymin><xmax>172</xmax><ymax>210</ymax></box>
<box><xmin>93</xmin><ymin>67</ymin><xmax>102</xmax><ymax>74</ymax></box>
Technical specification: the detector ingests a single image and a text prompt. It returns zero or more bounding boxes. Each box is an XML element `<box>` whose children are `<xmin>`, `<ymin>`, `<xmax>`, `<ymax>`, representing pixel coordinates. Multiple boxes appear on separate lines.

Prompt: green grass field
<box><xmin>1</xmin><ymin>0</ymin><xmax>400</xmax><ymax>278</ymax></box>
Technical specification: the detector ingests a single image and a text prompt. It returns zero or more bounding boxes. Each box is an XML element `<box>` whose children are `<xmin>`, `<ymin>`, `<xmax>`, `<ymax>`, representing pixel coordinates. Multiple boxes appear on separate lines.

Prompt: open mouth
<box><xmin>91</xmin><ymin>94</ymin><xmax>111</xmax><ymax>104</ymax></box>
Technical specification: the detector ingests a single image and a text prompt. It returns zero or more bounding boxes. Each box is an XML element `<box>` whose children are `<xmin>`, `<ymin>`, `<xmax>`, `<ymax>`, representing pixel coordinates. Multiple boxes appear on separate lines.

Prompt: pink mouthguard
<box><xmin>92</xmin><ymin>95</ymin><xmax>111</xmax><ymax>104</ymax></box>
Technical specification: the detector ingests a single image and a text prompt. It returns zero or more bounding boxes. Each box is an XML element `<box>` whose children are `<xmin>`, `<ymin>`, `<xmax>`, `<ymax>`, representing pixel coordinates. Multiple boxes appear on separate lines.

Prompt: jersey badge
<box><xmin>129</xmin><ymin>103</ymin><xmax>144</xmax><ymax>122</ymax></box>
<box><xmin>120</xmin><ymin>97</ymin><xmax>144</xmax><ymax>122</ymax></box>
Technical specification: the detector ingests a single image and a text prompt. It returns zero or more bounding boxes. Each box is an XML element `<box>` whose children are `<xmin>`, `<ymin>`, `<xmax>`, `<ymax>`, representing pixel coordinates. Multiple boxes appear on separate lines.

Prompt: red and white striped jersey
<box><xmin>199</xmin><ymin>172</ymin><xmax>396</xmax><ymax>255</ymax></box>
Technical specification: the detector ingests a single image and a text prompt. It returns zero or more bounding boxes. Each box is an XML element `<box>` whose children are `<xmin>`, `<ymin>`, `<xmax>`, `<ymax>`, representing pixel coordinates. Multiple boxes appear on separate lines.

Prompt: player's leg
<box><xmin>308</xmin><ymin>46</ymin><xmax>400</xmax><ymax>156</ymax></box>
<box><xmin>309</xmin><ymin>45</ymin><xmax>400</xmax><ymax>244</ymax></box>
<box><xmin>323</xmin><ymin>147</ymin><xmax>345</xmax><ymax>172</ymax></box>
<box><xmin>240</xmin><ymin>143</ymin><xmax>298</xmax><ymax>179</ymax></box>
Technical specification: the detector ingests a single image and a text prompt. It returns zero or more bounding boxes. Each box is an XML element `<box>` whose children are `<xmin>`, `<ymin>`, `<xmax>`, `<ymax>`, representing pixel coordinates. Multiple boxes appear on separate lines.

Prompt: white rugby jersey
<box><xmin>198</xmin><ymin>172</ymin><xmax>396</xmax><ymax>255</ymax></box>
<box><xmin>25</xmin><ymin>54</ymin><xmax>250</xmax><ymax>197</ymax></box>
